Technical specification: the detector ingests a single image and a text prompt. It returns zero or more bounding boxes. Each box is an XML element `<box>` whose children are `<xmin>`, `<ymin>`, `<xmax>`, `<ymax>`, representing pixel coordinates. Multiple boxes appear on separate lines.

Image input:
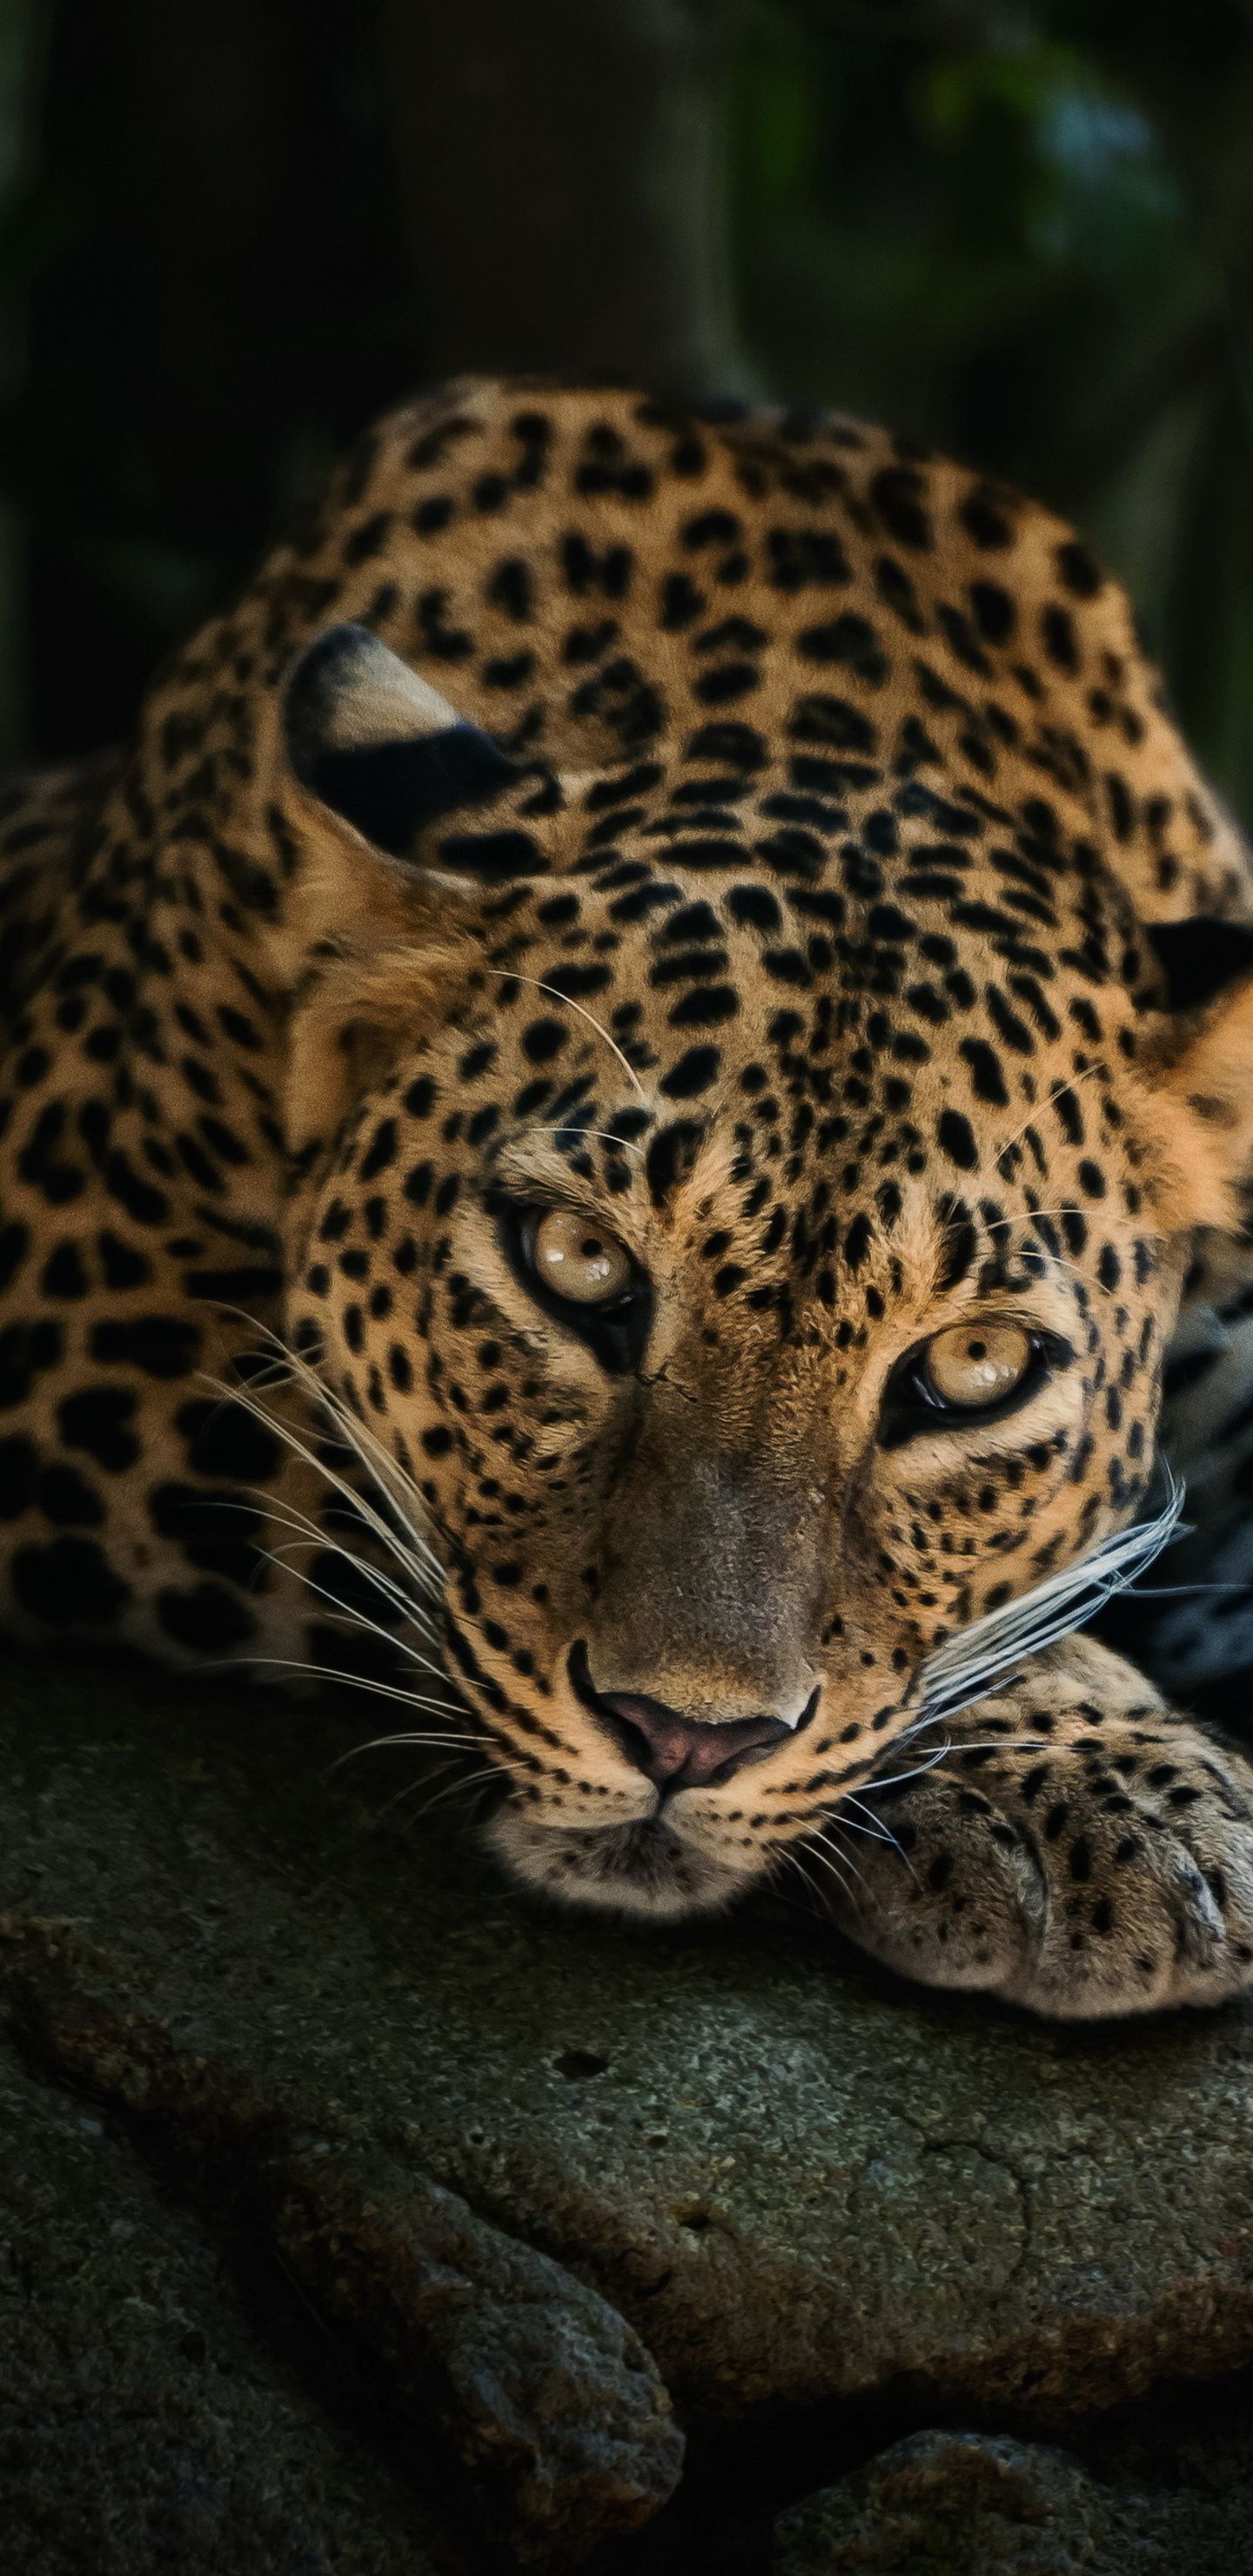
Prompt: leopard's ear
<box><xmin>279</xmin><ymin>627</ymin><xmax>530</xmax><ymax>1147</ymax></box>
<box><xmin>284</xmin><ymin>623</ymin><xmax>519</xmax><ymax>860</ymax></box>
<box><xmin>1141</xmin><ymin>954</ymin><xmax>1253</xmax><ymax>1234</ymax></box>
<box><xmin>1144</xmin><ymin>917</ymin><xmax>1253</xmax><ymax>1013</ymax></box>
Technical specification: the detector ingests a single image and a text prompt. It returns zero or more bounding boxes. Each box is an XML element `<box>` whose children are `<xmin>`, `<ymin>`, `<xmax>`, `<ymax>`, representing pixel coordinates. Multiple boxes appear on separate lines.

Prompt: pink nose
<box><xmin>600</xmin><ymin>1692</ymin><xmax>794</xmax><ymax>1788</ymax></box>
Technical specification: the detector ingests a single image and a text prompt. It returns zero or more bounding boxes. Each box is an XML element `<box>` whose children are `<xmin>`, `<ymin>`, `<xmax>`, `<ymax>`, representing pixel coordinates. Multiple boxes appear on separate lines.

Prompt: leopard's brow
<box><xmin>486</xmin><ymin>1132</ymin><xmax>650</xmax><ymax>1229</ymax></box>
<box><xmin>489</xmin><ymin>1120</ymin><xmax>738</xmax><ymax>1235</ymax></box>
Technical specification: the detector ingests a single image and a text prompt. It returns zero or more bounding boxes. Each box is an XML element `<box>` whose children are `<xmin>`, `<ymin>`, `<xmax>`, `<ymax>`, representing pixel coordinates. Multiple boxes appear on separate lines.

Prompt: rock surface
<box><xmin>0</xmin><ymin>2022</ymin><xmax>452</xmax><ymax>2576</ymax></box>
<box><xmin>7</xmin><ymin>1647</ymin><xmax>1253</xmax><ymax>2567</ymax></box>
<box><xmin>5</xmin><ymin>1931</ymin><xmax>682</xmax><ymax>2566</ymax></box>
<box><xmin>772</xmin><ymin>2426</ymin><xmax>1253</xmax><ymax>2574</ymax></box>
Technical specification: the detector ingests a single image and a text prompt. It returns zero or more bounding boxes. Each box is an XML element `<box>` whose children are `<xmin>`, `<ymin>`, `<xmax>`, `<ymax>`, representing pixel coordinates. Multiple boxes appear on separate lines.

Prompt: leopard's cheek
<box><xmin>305</xmin><ymin>1267</ymin><xmax>620</xmax><ymax>1658</ymax></box>
<box><xmin>851</xmin><ymin>1314</ymin><xmax>1157</xmax><ymax>1667</ymax></box>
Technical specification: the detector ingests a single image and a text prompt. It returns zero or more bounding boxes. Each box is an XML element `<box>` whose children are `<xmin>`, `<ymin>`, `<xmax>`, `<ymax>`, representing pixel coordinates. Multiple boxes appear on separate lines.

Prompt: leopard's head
<box><xmin>276</xmin><ymin>625</ymin><xmax>1253</xmax><ymax>1917</ymax></box>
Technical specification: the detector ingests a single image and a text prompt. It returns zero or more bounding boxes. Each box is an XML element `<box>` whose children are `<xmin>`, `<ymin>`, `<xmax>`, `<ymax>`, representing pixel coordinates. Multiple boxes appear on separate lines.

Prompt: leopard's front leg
<box><xmin>819</xmin><ymin>1637</ymin><xmax>1253</xmax><ymax>2018</ymax></box>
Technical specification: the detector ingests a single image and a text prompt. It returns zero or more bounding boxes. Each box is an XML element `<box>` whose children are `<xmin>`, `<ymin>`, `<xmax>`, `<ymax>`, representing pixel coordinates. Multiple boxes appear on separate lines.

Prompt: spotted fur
<box><xmin>5</xmin><ymin>378</ymin><xmax>1253</xmax><ymax>2017</ymax></box>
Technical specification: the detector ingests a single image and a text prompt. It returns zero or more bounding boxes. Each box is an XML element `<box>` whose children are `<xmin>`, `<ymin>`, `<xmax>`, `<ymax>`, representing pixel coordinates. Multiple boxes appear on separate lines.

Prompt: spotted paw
<box><xmin>817</xmin><ymin>1701</ymin><xmax>1253</xmax><ymax>2018</ymax></box>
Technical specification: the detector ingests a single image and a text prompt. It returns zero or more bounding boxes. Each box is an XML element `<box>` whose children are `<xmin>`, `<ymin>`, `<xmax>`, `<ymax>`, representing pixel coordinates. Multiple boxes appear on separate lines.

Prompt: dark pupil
<box><xmin>967</xmin><ymin>1338</ymin><xmax>987</xmax><ymax>1359</ymax></box>
<box><xmin>580</xmin><ymin>1236</ymin><xmax>602</xmax><ymax>1260</ymax></box>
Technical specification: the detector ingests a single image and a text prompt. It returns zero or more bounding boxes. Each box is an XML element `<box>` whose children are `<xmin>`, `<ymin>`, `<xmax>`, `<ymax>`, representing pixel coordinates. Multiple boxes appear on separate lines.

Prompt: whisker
<box><xmin>767</xmin><ymin>1842</ymin><xmax>828</xmax><ymax>1917</ymax></box>
<box><xmin>991</xmin><ymin>1199</ymin><xmax>1141</xmax><ymax>1238</ymax></box>
<box><xmin>915</xmin><ymin>1472</ymin><xmax>1185</xmax><ymax>1724</ymax></box>
<box><xmin>867</xmin><ymin>1734</ymin><xmax>1054</xmax><ymax>1796</ymax></box>
<box><xmin>992</xmin><ymin>1063</ymin><xmax>1109</xmax><ymax>1172</ymax></box>
<box><xmin>835</xmin><ymin>1790</ymin><xmax>914</xmax><ymax>1863</ymax></box>
<box><xmin>798</xmin><ymin>1839</ymin><xmax>858</xmax><ymax>1903</ymax></box>
<box><xmin>253</xmin><ymin>1545</ymin><xmax>444</xmax><ymax>1678</ymax></box>
<box><xmin>395</xmin><ymin>1758</ymin><xmax>521</xmax><ymax>1828</ymax></box>
<box><xmin>252</xmin><ymin>1509</ymin><xmax>441</xmax><ymax>1642</ymax></box>
<box><xmin>841</xmin><ymin>1735</ymin><xmax>954</xmax><ymax>1798</ymax></box>
<box><xmin>223</xmin><ymin>1325</ymin><xmax>446</xmax><ymax>1563</ymax></box>
<box><xmin>199</xmin><ymin>1324</ymin><xmax>458</xmax><ymax>1716</ymax></box>
<box><xmin>526</xmin><ymin>1124</ymin><xmax>646</xmax><ymax>1159</ymax></box>
<box><xmin>330</xmin><ymin>1734</ymin><xmax>500</xmax><ymax>1779</ymax></box>
<box><xmin>210</xmin><ymin>1361</ymin><xmax>443</xmax><ymax>1606</ymax></box>
<box><xmin>822</xmin><ymin>1798</ymin><xmax>898</xmax><ymax>1845</ymax></box>
<box><xmin>328</xmin><ymin>1724</ymin><xmax>497</xmax><ymax>1761</ymax></box>
<box><xmin>983</xmin><ymin>1226</ymin><xmax>1123</xmax><ymax>1304</ymax></box>
<box><xmin>489</xmin><ymin>970</ymin><xmax>648</xmax><ymax>1102</ymax></box>
<box><xmin>372</xmin><ymin>1753</ymin><xmax>463</xmax><ymax>1821</ymax></box>
<box><xmin>372</xmin><ymin>1754</ymin><xmax>483</xmax><ymax>1829</ymax></box>
<box><xmin>806</xmin><ymin>1826</ymin><xmax>870</xmax><ymax>1899</ymax></box>
<box><xmin>243</xmin><ymin>1653</ymin><xmax>466</xmax><ymax>1719</ymax></box>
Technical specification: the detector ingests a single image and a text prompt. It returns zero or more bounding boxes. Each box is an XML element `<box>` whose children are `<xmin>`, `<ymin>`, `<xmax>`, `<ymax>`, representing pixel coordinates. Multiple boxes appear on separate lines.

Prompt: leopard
<box><xmin>6</xmin><ymin>375</ymin><xmax>1253</xmax><ymax>2021</ymax></box>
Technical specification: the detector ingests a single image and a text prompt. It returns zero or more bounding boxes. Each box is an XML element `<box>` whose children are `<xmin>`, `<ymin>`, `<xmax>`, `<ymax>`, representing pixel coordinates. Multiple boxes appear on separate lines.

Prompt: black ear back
<box><xmin>296</xmin><ymin>728</ymin><xmax>519</xmax><ymax>860</ymax></box>
<box><xmin>284</xmin><ymin>623</ymin><xmax>518</xmax><ymax>859</ymax></box>
<box><xmin>1146</xmin><ymin>916</ymin><xmax>1253</xmax><ymax>1012</ymax></box>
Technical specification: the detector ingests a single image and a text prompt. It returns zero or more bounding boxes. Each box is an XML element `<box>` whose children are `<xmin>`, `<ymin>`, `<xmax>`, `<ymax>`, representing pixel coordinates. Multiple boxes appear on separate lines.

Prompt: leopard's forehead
<box><xmin>155</xmin><ymin>377</ymin><xmax>1249</xmax><ymax>951</ymax></box>
<box><xmin>452</xmin><ymin>811</ymin><xmax>1153</xmax><ymax>1242</ymax></box>
<box><xmin>475</xmin><ymin>786</ymin><xmax>1146</xmax><ymax>1069</ymax></box>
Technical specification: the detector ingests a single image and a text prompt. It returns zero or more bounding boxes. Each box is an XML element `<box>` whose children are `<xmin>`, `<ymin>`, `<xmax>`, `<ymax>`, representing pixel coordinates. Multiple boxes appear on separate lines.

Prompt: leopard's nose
<box><xmin>572</xmin><ymin>1647</ymin><xmax>807</xmax><ymax>1788</ymax></box>
<box><xmin>600</xmin><ymin>1693</ymin><xmax>794</xmax><ymax>1788</ymax></box>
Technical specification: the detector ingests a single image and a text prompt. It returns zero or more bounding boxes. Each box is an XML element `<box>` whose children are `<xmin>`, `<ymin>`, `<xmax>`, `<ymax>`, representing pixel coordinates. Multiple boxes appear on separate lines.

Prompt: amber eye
<box><xmin>921</xmin><ymin>1320</ymin><xmax>1034</xmax><ymax>1412</ymax></box>
<box><xmin>527</xmin><ymin>1209</ymin><xmax>634</xmax><ymax>1306</ymax></box>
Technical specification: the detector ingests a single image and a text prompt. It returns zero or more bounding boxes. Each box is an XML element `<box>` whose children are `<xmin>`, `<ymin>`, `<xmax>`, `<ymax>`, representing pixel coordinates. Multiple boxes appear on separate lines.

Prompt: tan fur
<box><xmin>3</xmin><ymin>379</ymin><xmax>1253</xmax><ymax>2016</ymax></box>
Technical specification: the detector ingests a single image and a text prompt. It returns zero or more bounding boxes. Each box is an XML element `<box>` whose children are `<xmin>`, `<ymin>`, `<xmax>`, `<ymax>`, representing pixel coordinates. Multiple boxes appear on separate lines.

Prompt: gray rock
<box><xmin>772</xmin><ymin>2425</ymin><xmax>1253</xmax><ymax>2575</ymax></box>
<box><xmin>1</xmin><ymin>1915</ymin><xmax>682</xmax><ymax>2568</ymax></box>
<box><xmin>773</xmin><ymin>2432</ymin><xmax>1101</xmax><ymax>2573</ymax></box>
<box><xmin>271</xmin><ymin>2161</ymin><xmax>684</xmax><ymax>2559</ymax></box>
<box><xmin>0</xmin><ymin>2033</ymin><xmax>452</xmax><ymax>2576</ymax></box>
<box><xmin>7</xmin><ymin>1649</ymin><xmax>1253</xmax><ymax>2565</ymax></box>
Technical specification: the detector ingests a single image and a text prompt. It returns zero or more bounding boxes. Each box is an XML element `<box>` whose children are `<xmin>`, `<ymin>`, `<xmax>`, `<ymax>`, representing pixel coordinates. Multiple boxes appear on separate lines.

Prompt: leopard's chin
<box><xmin>485</xmin><ymin>1808</ymin><xmax>760</xmax><ymax>1921</ymax></box>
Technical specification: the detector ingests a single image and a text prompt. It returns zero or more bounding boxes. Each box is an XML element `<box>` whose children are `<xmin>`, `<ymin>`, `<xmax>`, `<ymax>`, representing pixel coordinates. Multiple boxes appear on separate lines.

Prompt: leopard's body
<box><xmin>6</xmin><ymin>377</ymin><xmax>1253</xmax><ymax>2016</ymax></box>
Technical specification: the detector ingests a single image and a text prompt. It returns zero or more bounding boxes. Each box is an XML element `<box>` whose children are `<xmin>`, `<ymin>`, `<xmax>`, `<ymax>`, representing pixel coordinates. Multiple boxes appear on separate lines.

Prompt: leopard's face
<box><xmin>287</xmin><ymin>777</ymin><xmax>1194</xmax><ymax>1918</ymax></box>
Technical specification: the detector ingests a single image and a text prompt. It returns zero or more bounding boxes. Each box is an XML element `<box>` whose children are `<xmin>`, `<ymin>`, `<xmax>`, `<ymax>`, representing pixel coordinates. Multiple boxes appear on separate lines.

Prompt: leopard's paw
<box><xmin>816</xmin><ymin>1716</ymin><xmax>1253</xmax><ymax>2019</ymax></box>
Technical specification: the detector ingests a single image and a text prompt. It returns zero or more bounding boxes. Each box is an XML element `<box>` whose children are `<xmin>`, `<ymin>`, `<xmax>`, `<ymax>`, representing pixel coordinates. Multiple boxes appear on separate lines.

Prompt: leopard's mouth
<box><xmin>484</xmin><ymin>1806</ymin><xmax>760</xmax><ymax>1921</ymax></box>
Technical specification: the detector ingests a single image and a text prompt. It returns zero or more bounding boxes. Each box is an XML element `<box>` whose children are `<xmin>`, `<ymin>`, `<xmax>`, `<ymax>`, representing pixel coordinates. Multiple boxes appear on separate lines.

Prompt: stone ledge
<box><xmin>772</xmin><ymin>2425</ymin><xmax>1253</xmax><ymax>2574</ymax></box>
<box><xmin>6</xmin><ymin>1648</ymin><xmax>1253</xmax><ymax>2566</ymax></box>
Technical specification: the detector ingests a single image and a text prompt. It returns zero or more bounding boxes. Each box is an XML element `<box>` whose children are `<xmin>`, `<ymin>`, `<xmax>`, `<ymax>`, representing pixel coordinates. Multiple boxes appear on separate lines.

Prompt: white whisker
<box><xmin>489</xmin><ymin>970</ymin><xmax>648</xmax><ymax>1101</ymax></box>
<box><xmin>768</xmin><ymin>1841</ymin><xmax>828</xmax><ymax>1915</ymax></box>
<box><xmin>221</xmin><ymin>1325</ymin><xmax>445</xmax><ymax>1566</ymax></box>
<box><xmin>328</xmin><ymin>1725</ymin><xmax>495</xmax><ymax>1760</ymax></box>
<box><xmin>395</xmin><ymin>1758</ymin><xmax>522</xmax><ymax>1828</ymax></box>
<box><xmin>255</xmin><ymin>1510</ymin><xmax>441</xmax><ymax>1642</ymax></box>
<box><xmin>844</xmin><ymin>1735</ymin><xmax>954</xmax><ymax>1797</ymax></box>
<box><xmin>915</xmin><ymin>1472</ymin><xmax>1186</xmax><ymax>1724</ymax></box>
<box><xmin>815</xmin><ymin>1794</ymin><xmax>896</xmax><ymax>1844</ymax></box>
<box><xmin>527</xmin><ymin>1124</ymin><xmax>646</xmax><ymax>1159</ymax></box>
<box><xmin>244</xmin><ymin>1654</ymin><xmax>465</xmax><ymax>1718</ymax></box>
<box><xmin>806</xmin><ymin>1825</ymin><xmax>871</xmax><ymax>1898</ymax></box>
<box><xmin>992</xmin><ymin>1063</ymin><xmax>1109</xmax><ymax>1172</ymax></box>
<box><xmin>331</xmin><ymin>1735</ymin><xmax>499</xmax><ymax>1776</ymax></box>
<box><xmin>800</xmin><ymin>1840</ymin><xmax>858</xmax><ymax>1902</ymax></box>
<box><xmin>836</xmin><ymin>1790</ymin><xmax>912</xmax><ymax>1857</ymax></box>
<box><xmin>198</xmin><ymin>1319</ymin><xmax>456</xmax><ymax>1715</ymax></box>
<box><xmin>191</xmin><ymin>1325</ymin><xmax>546</xmax><ymax>1830</ymax></box>
<box><xmin>254</xmin><ymin>1545</ymin><xmax>441</xmax><ymax>1675</ymax></box>
<box><xmin>211</xmin><ymin>1361</ymin><xmax>442</xmax><ymax>1605</ymax></box>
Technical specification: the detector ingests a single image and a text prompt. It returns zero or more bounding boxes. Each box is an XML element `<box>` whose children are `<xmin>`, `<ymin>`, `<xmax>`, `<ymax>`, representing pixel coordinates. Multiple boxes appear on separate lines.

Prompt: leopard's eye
<box><xmin>881</xmin><ymin>1317</ymin><xmax>1067</xmax><ymax>1448</ymax></box>
<box><xmin>527</xmin><ymin>1209</ymin><xmax>633</xmax><ymax>1306</ymax></box>
<box><xmin>921</xmin><ymin>1320</ymin><xmax>1034</xmax><ymax>1411</ymax></box>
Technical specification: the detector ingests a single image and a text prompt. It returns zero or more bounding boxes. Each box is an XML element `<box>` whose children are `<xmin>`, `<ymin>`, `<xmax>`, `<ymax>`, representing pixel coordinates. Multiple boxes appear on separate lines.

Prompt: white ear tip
<box><xmin>288</xmin><ymin>624</ymin><xmax>462</xmax><ymax>755</ymax></box>
<box><xmin>283</xmin><ymin>621</ymin><xmax>519</xmax><ymax>857</ymax></box>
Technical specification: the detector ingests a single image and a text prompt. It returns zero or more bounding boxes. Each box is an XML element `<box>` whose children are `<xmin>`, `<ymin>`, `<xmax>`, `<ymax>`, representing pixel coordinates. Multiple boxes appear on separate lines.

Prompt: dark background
<box><xmin>1</xmin><ymin>0</ymin><xmax>1250</xmax><ymax>819</ymax></box>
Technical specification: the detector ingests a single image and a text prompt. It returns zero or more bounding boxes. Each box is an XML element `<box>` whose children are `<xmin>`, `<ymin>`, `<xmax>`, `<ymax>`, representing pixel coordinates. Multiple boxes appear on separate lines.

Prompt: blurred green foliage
<box><xmin>732</xmin><ymin>0</ymin><xmax>1253</xmax><ymax>816</ymax></box>
<box><xmin>2</xmin><ymin>0</ymin><xmax>1253</xmax><ymax>824</ymax></box>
